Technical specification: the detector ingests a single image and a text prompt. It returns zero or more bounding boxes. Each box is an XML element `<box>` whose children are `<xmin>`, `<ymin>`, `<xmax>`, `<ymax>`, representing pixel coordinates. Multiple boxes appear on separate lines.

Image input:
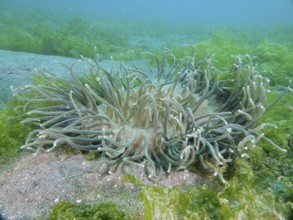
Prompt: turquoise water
<box><xmin>2</xmin><ymin>0</ymin><xmax>293</xmax><ymax>26</ymax></box>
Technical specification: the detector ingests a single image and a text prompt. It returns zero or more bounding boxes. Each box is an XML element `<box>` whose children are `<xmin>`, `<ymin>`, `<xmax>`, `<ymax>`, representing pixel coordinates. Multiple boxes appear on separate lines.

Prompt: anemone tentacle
<box><xmin>13</xmin><ymin>53</ymin><xmax>286</xmax><ymax>183</ymax></box>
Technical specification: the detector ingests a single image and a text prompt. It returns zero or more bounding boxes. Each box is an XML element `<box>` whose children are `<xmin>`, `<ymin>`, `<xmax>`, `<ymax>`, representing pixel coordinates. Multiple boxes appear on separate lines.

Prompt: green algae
<box><xmin>0</xmin><ymin>71</ymin><xmax>79</xmax><ymax>165</ymax></box>
<box><xmin>247</xmin><ymin>92</ymin><xmax>293</xmax><ymax>211</ymax></box>
<box><xmin>0</xmin><ymin>12</ymin><xmax>128</xmax><ymax>59</ymax></box>
<box><xmin>1</xmin><ymin>9</ymin><xmax>293</xmax><ymax>86</ymax></box>
<box><xmin>139</xmin><ymin>158</ymin><xmax>292</xmax><ymax>219</ymax></box>
<box><xmin>37</xmin><ymin>201</ymin><xmax>130</xmax><ymax>220</ymax></box>
<box><xmin>169</xmin><ymin>29</ymin><xmax>293</xmax><ymax>87</ymax></box>
<box><xmin>123</xmin><ymin>174</ymin><xmax>145</xmax><ymax>188</ymax></box>
<box><xmin>0</xmin><ymin>99</ymin><xmax>30</xmax><ymax>165</ymax></box>
<box><xmin>123</xmin><ymin>152</ymin><xmax>292</xmax><ymax>219</ymax></box>
<box><xmin>254</xmin><ymin>41</ymin><xmax>293</xmax><ymax>86</ymax></box>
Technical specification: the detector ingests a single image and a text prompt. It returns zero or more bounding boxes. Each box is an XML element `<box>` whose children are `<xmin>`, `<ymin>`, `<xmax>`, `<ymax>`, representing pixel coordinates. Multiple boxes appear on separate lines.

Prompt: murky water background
<box><xmin>2</xmin><ymin>0</ymin><xmax>293</xmax><ymax>26</ymax></box>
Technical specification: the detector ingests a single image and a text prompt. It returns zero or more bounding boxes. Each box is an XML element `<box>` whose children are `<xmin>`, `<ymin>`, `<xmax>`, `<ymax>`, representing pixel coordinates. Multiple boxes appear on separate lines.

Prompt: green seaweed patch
<box><xmin>259</xmin><ymin>92</ymin><xmax>293</xmax><ymax>153</ymax></box>
<box><xmin>141</xmin><ymin>185</ymin><xmax>196</xmax><ymax>219</ymax></box>
<box><xmin>0</xmin><ymin>98</ymin><xmax>30</xmax><ymax>165</ymax></box>
<box><xmin>140</xmin><ymin>158</ymin><xmax>292</xmax><ymax>219</ymax></box>
<box><xmin>41</xmin><ymin>201</ymin><xmax>130</xmax><ymax>220</ymax></box>
<box><xmin>85</xmin><ymin>151</ymin><xmax>99</xmax><ymax>161</ymax></box>
<box><xmin>236</xmin><ymin>91</ymin><xmax>293</xmax><ymax>217</ymax></box>
<box><xmin>122</xmin><ymin>174</ymin><xmax>145</xmax><ymax>188</ymax></box>
<box><xmin>0</xmin><ymin>12</ymin><xmax>129</xmax><ymax>59</ymax></box>
<box><xmin>0</xmin><ymin>71</ymin><xmax>79</xmax><ymax>165</ymax></box>
<box><xmin>253</xmin><ymin>40</ymin><xmax>293</xmax><ymax>86</ymax></box>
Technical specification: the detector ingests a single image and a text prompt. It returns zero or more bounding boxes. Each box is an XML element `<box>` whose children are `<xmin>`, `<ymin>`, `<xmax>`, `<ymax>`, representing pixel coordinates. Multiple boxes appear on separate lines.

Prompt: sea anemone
<box><xmin>12</xmin><ymin>52</ymin><xmax>286</xmax><ymax>183</ymax></box>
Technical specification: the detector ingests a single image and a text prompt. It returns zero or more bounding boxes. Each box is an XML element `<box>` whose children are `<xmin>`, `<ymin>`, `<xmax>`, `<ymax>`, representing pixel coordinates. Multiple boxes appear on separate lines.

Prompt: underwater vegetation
<box><xmin>0</xmin><ymin>100</ymin><xmax>29</xmax><ymax>165</ymax></box>
<box><xmin>170</xmin><ymin>29</ymin><xmax>293</xmax><ymax>87</ymax></box>
<box><xmin>11</xmin><ymin>51</ymin><xmax>289</xmax><ymax>184</ymax></box>
<box><xmin>39</xmin><ymin>201</ymin><xmax>130</xmax><ymax>220</ymax></box>
<box><xmin>0</xmin><ymin>12</ymin><xmax>128</xmax><ymax>58</ymax></box>
<box><xmin>137</xmin><ymin>156</ymin><xmax>293</xmax><ymax>219</ymax></box>
<box><xmin>1</xmin><ymin>9</ymin><xmax>293</xmax><ymax>93</ymax></box>
<box><xmin>1</xmin><ymin>11</ymin><xmax>293</xmax><ymax>88</ymax></box>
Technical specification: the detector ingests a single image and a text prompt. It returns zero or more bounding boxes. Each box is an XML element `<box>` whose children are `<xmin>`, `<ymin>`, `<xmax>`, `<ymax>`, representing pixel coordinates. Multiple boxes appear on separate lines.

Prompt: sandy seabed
<box><xmin>0</xmin><ymin>151</ymin><xmax>202</xmax><ymax>219</ymax></box>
